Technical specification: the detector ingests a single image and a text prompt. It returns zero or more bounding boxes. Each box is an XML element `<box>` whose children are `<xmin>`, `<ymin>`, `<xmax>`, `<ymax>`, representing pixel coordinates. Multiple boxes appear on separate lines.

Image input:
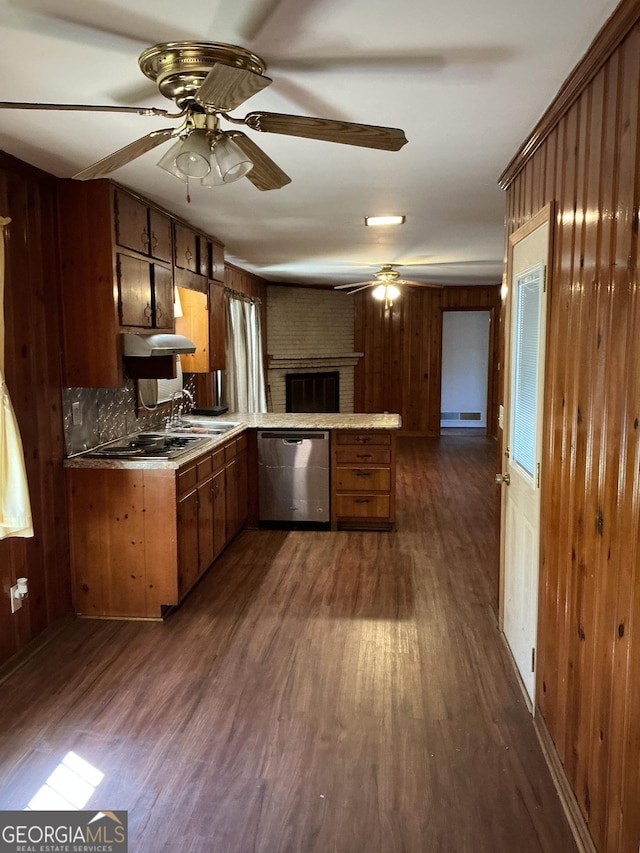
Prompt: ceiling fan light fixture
<box><xmin>200</xmin><ymin>157</ymin><xmax>226</xmax><ymax>187</ymax></box>
<box><xmin>364</xmin><ymin>215</ymin><xmax>406</xmax><ymax>227</ymax></box>
<box><xmin>175</xmin><ymin>129</ymin><xmax>212</xmax><ymax>178</ymax></box>
<box><xmin>156</xmin><ymin>139</ymin><xmax>188</xmax><ymax>181</ymax></box>
<box><xmin>213</xmin><ymin>136</ymin><xmax>254</xmax><ymax>183</ymax></box>
<box><xmin>372</xmin><ymin>282</ymin><xmax>400</xmax><ymax>307</ymax></box>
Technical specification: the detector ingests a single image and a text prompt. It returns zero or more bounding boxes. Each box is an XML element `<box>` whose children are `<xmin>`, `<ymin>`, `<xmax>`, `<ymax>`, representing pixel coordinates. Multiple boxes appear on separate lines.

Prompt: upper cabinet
<box><xmin>57</xmin><ymin>179</ymin><xmax>224</xmax><ymax>388</ymax></box>
<box><xmin>173</xmin><ymin>224</ymin><xmax>225</xmax><ymax>288</ymax></box>
<box><xmin>115</xmin><ymin>190</ymin><xmax>172</xmax><ymax>263</ymax></box>
<box><xmin>175</xmin><ymin>283</ymin><xmax>226</xmax><ymax>374</ymax></box>
<box><xmin>174</xmin><ymin>222</ymin><xmax>199</xmax><ymax>274</ymax></box>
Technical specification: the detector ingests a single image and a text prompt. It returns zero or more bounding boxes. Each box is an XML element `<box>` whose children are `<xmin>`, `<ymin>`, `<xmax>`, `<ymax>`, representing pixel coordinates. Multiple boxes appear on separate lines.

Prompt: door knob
<box><xmin>495</xmin><ymin>472</ymin><xmax>510</xmax><ymax>485</ymax></box>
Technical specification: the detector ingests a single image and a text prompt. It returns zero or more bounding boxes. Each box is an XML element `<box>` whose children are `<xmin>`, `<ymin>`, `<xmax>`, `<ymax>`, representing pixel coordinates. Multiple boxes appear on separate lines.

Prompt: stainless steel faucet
<box><xmin>167</xmin><ymin>388</ymin><xmax>195</xmax><ymax>427</ymax></box>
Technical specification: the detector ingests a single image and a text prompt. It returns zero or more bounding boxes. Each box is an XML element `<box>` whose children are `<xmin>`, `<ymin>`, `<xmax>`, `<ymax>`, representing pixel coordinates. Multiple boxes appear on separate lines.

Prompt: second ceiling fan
<box><xmin>334</xmin><ymin>265</ymin><xmax>443</xmax><ymax>306</ymax></box>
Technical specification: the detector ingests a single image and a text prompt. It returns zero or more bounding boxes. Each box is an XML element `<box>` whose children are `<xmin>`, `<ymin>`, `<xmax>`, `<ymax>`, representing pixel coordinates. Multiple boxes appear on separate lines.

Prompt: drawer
<box><xmin>177</xmin><ymin>463</ymin><xmax>197</xmax><ymax>496</ymax></box>
<box><xmin>335</xmin><ymin>447</ymin><xmax>391</xmax><ymax>465</ymax></box>
<box><xmin>211</xmin><ymin>447</ymin><xmax>225</xmax><ymax>472</ymax></box>
<box><xmin>336</xmin><ymin>466</ymin><xmax>390</xmax><ymax>492</ymax></box>
<box><xmin>236</xmin><ymin>433</ymin><xmax>247</xmax><ymax>452</ymax></box>
<box><xmin>224</xmin><ymin>439</ymin><xmax>237</xmax><ymax>462</ymax></box>
<box><xmin>196</xmin><ymin>454</ymin><xmax>213</xmax><ymax>481</ymax></box>
<box><xmin>335</xmin><ymin>494</ymin><xmax>391</xmax><ymax>519</ymax></box>
<box><xmin>335</xmin><ymin>431</ymin><xmax>391</xmax><ymax>447</ymax></box>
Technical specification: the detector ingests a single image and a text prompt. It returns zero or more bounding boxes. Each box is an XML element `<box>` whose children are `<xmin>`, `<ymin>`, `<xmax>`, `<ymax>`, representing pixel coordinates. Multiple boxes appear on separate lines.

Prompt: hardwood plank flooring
<box><xmin>0</xmin><ymin>436</ymin><xmax>577</xmax><ymax>853</ymax></box>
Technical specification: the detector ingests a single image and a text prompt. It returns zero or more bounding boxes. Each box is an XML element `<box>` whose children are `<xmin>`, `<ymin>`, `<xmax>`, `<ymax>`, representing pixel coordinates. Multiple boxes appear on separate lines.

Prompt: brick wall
<box><xmin>266</xmin><ymin>286</ymin><xmax>359</xmax><ymax>412</ymax></box>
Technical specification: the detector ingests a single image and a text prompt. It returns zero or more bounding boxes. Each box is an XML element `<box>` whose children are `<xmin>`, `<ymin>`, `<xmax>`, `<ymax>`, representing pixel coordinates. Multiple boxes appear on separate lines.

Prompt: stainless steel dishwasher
<box><xmin>257</xmin><ymin>430</ymin><xmax>330</xmax><ymax>523</ymax></box>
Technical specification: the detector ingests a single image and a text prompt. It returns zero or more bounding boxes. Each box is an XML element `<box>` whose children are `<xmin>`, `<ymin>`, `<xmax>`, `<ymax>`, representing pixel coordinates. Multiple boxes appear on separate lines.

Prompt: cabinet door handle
<box><xmin>151</xmin><ymin>233</ymin><xmax>158</xmax><ymax>251</ymax></box>
<box><xmin>143</xmin><ymin>303</ymin><xmax>153</xmax><ymax>318</ymax></box>
<box><xmin>185</xmin><ymin>248</ymin><xmax>193</xmax><ymax>264</ymax></box>
<box><xmin>141</xmin><ymin>229</ymin><xmax>150</xmax><ymax>251</ymax></box>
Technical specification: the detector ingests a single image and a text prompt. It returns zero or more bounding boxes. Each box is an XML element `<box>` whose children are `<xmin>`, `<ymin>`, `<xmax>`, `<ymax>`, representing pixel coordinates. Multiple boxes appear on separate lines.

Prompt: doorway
<box><xmin>440</xmin><ymin>310</ymin><xmax>491</xmax><ymax>433</ymax></box>
<box><xmin>499</xmin><ymin>202</ymin><xmax>553</xmax><ymax>706</ymax></box>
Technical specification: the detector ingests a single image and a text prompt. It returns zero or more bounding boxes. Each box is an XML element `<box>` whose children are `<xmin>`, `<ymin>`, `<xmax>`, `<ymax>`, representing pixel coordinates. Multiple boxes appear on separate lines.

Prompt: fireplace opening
<box><xmin>286</xmin><ymin>371</ymin><xmax>339</xmax><ymax>413</ymax></box>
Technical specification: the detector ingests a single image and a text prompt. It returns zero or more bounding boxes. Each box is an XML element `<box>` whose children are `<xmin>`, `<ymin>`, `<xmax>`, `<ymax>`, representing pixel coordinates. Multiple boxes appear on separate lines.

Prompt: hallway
<box><xmin>0</xmin><ymin>436</ymin><xmax>576</xmax><ymax>852</ymax></box>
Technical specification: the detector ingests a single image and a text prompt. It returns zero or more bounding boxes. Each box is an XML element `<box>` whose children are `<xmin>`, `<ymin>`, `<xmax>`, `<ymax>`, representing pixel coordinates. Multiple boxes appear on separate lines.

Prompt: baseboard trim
<box><xmin>533</xmin><ymin>712</ymin><xmax>598</xmax><ymax>853</ymax></box>
<box><xmin>0</xmin><ymin>613</ymin><xmax>75</xmax><ymax>687</ymax></box>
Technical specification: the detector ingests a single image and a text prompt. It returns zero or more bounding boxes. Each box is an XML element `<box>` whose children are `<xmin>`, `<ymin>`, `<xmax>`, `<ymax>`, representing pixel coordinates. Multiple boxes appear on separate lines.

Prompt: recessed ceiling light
<box><xmin>364</xmin><ymin>215</ymin><xmax>406</xmax><ymax>226</ymax></box>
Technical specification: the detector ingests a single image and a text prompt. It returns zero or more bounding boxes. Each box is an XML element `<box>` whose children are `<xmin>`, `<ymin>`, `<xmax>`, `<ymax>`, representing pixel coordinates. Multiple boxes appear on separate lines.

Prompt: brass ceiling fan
<box><xmin>0</xmin><ymin>41</ymin><xmax>408</xmax><ymax>192</ymax></box>
<box><xmin>334</xmin><ymin>265</ymin><xmax>442</xmax><ymax>306</ymax></box>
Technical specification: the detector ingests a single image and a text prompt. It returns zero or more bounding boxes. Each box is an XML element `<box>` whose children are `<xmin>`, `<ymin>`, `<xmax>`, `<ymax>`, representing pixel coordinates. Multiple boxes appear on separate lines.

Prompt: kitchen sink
<box><xmin>166</xmin><ymin>419</ymin><xmax>241</xmax><ymax>436</ymax></box>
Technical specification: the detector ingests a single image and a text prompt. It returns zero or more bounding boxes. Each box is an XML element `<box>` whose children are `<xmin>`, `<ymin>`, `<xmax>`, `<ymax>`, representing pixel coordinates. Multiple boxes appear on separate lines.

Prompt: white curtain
<box><xmin>225</xmin><ymin>293</ymin><xmax>267</xmax><ymax>413</ymax></box>
<box><xmin>0</xmin><ymin>216</ymin><xmax>34</xmax><ymax>539</ymax></box>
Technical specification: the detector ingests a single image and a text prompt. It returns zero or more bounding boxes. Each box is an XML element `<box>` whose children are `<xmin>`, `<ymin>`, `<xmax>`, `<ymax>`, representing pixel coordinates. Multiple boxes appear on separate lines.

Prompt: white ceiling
<box><xmin>0</xmin><ymin>0</ymin><xmax>621</xmax><ymax>288</ymax></box>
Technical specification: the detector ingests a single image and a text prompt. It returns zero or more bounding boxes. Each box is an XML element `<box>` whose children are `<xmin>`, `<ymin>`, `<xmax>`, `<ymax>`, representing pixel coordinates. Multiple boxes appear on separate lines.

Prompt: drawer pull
<box><xmin>354</xmin><ymin>469</ymin><xmax>372</xmax><ymax>477</ymax></box>
<box><xmin>355</xmin><ymin>437</ymin><xmax>371</xmax><ymax>443</ymax></box>
<box><xmin>354</xmin><ymin>498</ymin><xmax>371</xmax><ymax>504</ymax></box>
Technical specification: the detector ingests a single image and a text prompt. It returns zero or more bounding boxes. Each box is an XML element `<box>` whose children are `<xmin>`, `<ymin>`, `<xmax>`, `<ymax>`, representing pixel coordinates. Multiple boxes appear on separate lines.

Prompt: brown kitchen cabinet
<box><xmin>117</xmin><ymin>254</ymin><xmax>173</xmax><ymax>329</ymax></box>
<box><xmin>175</xmin><ymin>283</ymin><xmax>226</xmax><ymax>373</ymax></box>
<box><xmin>67</xmin><ymin>433</ymin><xmax>247</xmax><ymax>620</ymax></box>
<box><xmin>331</xmin><ymin>430</ymin><xmax>397</xmax><ymax>530</ymax></box>
<box><xmin>224</xmin><ymin>434</ymin><xmax>248</xmax><ymax>540</ymax></box>
<box><xmin>114</xmin><ymin>189</ymin><xmax>173</xmax><ymax>263</ymax></box>
<box><xmin>174</xmin><ymin>221</ymin><xmax>199</xmax><ymax>273</ymax></box>
<box><xmin>58</xmin><ymin>180</ymin><xmax>174</xmax><ymax>387</ymax></box>
<box><xmin>209</xmin><ymin>282</ymin><xmax>226</xmax><ymax>370</ymax></box>
<box><xmin>58</xmin><ymin>179</ymin><xmax>224</xmax><ymax>388</ymax></box>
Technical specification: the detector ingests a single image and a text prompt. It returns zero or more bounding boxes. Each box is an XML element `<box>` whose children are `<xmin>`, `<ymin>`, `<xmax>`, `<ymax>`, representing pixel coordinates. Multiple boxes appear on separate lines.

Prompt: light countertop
<box><xmin>65</xmin><ymin>412</ymin><xmax>401</xmax><ymax>470</ymax></box>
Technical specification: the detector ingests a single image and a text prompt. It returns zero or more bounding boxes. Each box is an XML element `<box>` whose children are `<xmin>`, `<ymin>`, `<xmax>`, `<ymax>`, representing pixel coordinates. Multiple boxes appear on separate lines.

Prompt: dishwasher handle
<box><xmin>257</xmin><ymin>431</ymin><xmax>329</xmax><ymax>441</ymax></box>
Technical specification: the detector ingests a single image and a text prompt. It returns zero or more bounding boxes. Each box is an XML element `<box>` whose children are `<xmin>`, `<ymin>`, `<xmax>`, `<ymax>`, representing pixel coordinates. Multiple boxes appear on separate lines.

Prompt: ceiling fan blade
<box><xmin>242</xmin><ymin>112</ymin><xmax>408</xmax><ymax>151</ymax></box>
<box><xmin>334</xmin><ymin>281</ymin><xmax>375</xmax><ymax>289</ymax></box>
<box><xmin>228</xmin><ymin>132</ymin><xmax>291</xmax><ymax>191</ymax></box>
<box><xmin>195</xmin><ymin>64</ymin><xmax>272</xmax><ymax>112</ymax></box>
<box><xmin>397</xmin><ymin>278</ymin><xmax>443</xmax><ymax>289</ymax></box>
<box><xmin>334</xmin><ymin>283</ymin><xmax>375</xmax><ymax>294</ymax></box>
<box><xmin>73</xmin><ymin>128</ymin><xmax>176</xmax><ymax>181</ymax></box>
<box><xmin>0</xmin><ymin>101</ymin><xmax>170</xmax><ymax>116</ymax></box>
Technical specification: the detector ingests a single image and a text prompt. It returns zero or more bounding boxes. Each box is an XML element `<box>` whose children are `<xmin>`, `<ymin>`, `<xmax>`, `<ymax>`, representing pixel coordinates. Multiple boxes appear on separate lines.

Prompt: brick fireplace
<box><xmin>266</xmin><ymin>287</ymin><xmax>361</xmax><ymax>413</ymax></box>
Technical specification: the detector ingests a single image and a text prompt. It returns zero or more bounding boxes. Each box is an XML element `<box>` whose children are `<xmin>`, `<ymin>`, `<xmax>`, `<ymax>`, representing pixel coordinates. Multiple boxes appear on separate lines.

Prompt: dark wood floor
<box><xmin>0</xmin><ymin>436</ymin><xmax>577</xmax><ymax>853</ymax></box>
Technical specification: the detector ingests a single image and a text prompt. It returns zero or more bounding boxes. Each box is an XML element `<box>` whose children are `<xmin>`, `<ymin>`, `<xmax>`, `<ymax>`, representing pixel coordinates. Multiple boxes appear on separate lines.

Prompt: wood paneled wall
<box><xmin>354</xmin><ymin>285</ymin><xmax>500</xmax><ymax>436</ymax></box>
<box><xmin>0</xmin><ymin>153</ymin><xmax>71</xmax><ymax>669</ymax></box>
<box><xmin>500</xmin><ymin>4</ymin><xmax>640</xmax><ymax>852</ymax></box>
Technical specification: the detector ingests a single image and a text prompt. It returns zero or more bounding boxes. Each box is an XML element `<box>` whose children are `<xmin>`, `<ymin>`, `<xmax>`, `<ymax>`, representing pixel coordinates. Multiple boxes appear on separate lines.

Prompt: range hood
<box><xmin>122</xmin><ymin>333</ymin><xmax>196</xmax><ymax>357</ymax></box>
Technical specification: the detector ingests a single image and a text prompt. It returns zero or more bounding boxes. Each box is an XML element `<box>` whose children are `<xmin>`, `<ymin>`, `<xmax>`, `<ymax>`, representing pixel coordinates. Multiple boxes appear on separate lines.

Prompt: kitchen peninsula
<box><xmin>65</xmin><ymin>412</ymin><xmax>400</xmax><ymax>620</ymax></box>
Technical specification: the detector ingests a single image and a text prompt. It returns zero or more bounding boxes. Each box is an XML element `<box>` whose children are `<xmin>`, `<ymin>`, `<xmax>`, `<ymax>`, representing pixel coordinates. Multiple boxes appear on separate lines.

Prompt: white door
<box><xmin>499</xmin><ymin>203</ymin><xmax>553</xmax><ymax>705</ymax></box>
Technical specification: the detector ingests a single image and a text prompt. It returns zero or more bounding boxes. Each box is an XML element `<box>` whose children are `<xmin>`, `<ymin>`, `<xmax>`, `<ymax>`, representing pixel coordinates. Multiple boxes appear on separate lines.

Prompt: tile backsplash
<box><xmin>62</xmin><ymin>375</ymin><xmax>197</xmax><ymax>456</ymax></box>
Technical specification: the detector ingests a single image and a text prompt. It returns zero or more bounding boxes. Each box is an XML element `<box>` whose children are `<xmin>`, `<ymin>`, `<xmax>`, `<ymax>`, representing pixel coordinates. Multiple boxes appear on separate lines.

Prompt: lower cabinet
<box><xmin>67</xmin><ymin>434</ymin><xmax>247</xmax><ymax>620</ymax></box>
<box><xmin>331</xmin><ymin>430</ymin><xmax>397</xmax><ymax>530</ymax></box>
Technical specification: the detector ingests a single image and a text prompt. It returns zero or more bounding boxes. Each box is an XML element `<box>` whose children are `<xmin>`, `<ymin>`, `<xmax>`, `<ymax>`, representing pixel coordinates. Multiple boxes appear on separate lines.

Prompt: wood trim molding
<box><xmin>533</xmin><ymin>711</ymin><xmax>598</xmax><ymax>853</ymax></box>
<box><xmin>498</xmin><ymin>0</ymin><xmax>640</xmax><ymax>189</ymax></box>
